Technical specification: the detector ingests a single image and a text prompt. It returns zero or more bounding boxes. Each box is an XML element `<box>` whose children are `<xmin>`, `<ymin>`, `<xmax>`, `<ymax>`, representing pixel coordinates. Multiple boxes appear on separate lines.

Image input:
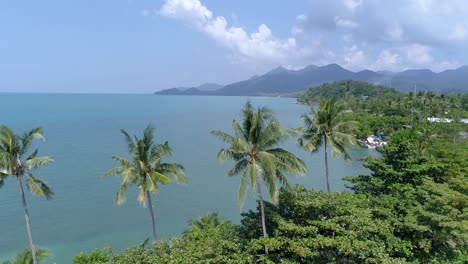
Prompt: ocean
<box><xmin>0</xmin><ymin>94</ymin><xmax>372</xmax><ymax>263</ymax></box>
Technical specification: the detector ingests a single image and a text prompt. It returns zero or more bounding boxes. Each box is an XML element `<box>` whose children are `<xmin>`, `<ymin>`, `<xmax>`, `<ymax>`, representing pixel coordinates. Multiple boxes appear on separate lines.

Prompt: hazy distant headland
<box><xmin>155</xmin><ymin>64</ymin><xmax>468</xmax><ymax>97</ymax></box>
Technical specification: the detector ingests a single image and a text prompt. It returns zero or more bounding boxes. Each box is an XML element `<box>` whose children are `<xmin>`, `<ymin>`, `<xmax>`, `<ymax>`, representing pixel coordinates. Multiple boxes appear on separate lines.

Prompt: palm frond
<box><xmin>210</xmin><ymin>130</ymin><xmax>239</xmax><ymax>145</ymax></box>
<box><xmin>332</xmin><ymin>131</ymin><xmax>358</xmax><ymax>148</ymax></box>
<box><xmin>7</xmin><ymin>247</ymin><xmax>50</xmax><ymax>264</ymax></box>
<box><xmin>146</xmin><ymin>172</ymin><xmax>162</xmax><ymax>195</ymax></box>
<box><xmin>26</xmin><ymin>174</ymin><xmax>54</xmax><ymax>199</ymax></box>
<box><xmin>267</xmin><ymin>148</ymin><xmax>307</xmax><ymax>176</ymax></box>
<box><xmin>137</xmin><ymin>189</ymin><xmax>148</xmax><ymax>205</ymax></box>
<box><xmin>328</xmin><ymin>136</ymin><xmax>351</xmax><ymax>160</ymax></box>
<box><xmin>262</xmin><ymin>172</ymin><xmax>279</xmax><ymax>205</ymax></box>
<box><xmin>120</xmin><ymin>129</ymin><xmax>137</xmax><ymax>153</ymax></box>
<box><xmin>25</xmin><ymin>149</ymin><xmax>38</xmax><ymax>162</ymax></box>
<box><xmin>103</xmin><ymin>166</ymin><xmax>123</xmax><ymax>177</ymax></box>
<box><xmin>150</xmin><ymin>141</ymin><xmax>172</xmax><ymax>161</ymax></box>
<box><xmin>257</xmin><ymin>120</ymin><xmax>285</xmax><ymax>149</ymax></box>
<box><xmin>227</xmin><ymin>159</ymin><xmax>249</xmax><ymax>177</ymax></box>
<box><xmin>250</xmin><ymin>159</ymin><xmax>264</xmax><ymax>197</ymax></box>
<box><xmin>232</xmin><ymin>119</ymin><xmax>247</xmax><ymax>140</ymax></box>
<box><xmin>159</xmin><ymin>162</ymin><xmax>187</xmax><ymax>183</ymax></box>
<box><xmin>116</xmin><ymin>182</ymin><xmax>128</xmax><ymax>205</ymax></box>
<box><xmin>142</xmin><ymin>125</ymin><xmax>155</xmax><ymax>153</ymax></box>
<box><xmin>301</xmin><ymin>133</ymin><xmax>323</xmax><ymax>152</ymax></box>
<box><xmin>20</xmin><ymin>127</ymin><xmax>44</xmax><ymax>155</ymax></box>
<box><xmin>110</xmin><ymin>155</ymin><xmax>133</xmax><ymax>168</ymax></box>
<box><xmin>238</xmin><ymin>164</ymin><xmax>251</xmax><ymax>209</ymax></box>
<box><xmin>23</xmin><ymin>156</ymin><xmax>53</xmax><ymax>171</ymax></box>
<box><xmin>151</xmin><ymin>171</ymin><xmax>172</xmax><ymax>185</ymax></box>
<box><xmin>257</xmin><ymin>151</ymin><xmax>277</xmax><ymax>179</ymax></box>
<box><xmin>216</xmin><ymin>148</ymin><xmax>246</xmax><ymax>162</ymax></box>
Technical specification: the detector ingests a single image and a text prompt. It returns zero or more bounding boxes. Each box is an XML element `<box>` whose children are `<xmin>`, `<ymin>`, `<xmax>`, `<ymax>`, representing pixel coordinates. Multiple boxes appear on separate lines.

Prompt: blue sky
<box><xmin>1</xmin><ymin>0</ymin><xmax>467</xmax><ymax>93</ymax></box>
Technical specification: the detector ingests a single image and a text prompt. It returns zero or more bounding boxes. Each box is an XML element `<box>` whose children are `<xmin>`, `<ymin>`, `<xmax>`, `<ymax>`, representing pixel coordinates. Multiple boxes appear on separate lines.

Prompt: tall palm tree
<box><xmin>104</xmin><ymin>125</ymin><xmax>186</xmax><ymax>241</ymax></box>
<box><xmin>211</xmin><ymin>101</ymin><xmax>306</xmax><ymax>256</ymax></box>
<box><xmin>0</xmin><ymin>126</ymin><xmax>53</xmax><ymax>264</ymax></box>
<box><xmin>298</xmin><ymin>100</ymin><xmax>358</xmax><ymax>193</ymax></box>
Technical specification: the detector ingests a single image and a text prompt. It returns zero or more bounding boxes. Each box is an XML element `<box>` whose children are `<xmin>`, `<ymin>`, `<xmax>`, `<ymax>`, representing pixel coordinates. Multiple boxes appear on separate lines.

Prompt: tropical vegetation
<box><xmin>1</xmin><ymin>85</ymin><xmax>467</xmax><ymax>263</ymax></box>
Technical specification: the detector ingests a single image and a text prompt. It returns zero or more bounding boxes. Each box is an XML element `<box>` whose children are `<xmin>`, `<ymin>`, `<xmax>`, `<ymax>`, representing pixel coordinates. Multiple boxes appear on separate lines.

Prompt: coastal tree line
<box><xmin>1</xmin><ymin>80</ymin><xmax>467</xmax><ymax>263</ymax></box>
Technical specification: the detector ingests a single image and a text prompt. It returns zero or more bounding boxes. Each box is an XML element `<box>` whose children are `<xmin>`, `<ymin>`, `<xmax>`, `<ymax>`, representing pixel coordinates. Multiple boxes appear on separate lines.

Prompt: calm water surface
<box><xmin>0</xmin><ymin>94</ymin><xmax>373</xmax><ymax>263</ymax></box>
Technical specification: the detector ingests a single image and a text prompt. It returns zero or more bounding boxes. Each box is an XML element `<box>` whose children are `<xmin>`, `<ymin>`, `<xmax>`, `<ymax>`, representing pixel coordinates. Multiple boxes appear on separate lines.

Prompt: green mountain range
<box><xmin>155</xmin><ymin>64</ymin><xmax>468</xmax><ymax>96</ymax></box>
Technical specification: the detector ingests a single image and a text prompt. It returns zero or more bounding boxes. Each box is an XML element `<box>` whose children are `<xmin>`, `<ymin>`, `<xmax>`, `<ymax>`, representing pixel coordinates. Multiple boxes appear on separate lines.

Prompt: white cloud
<box><xmin>402</xmin><ymin>43</ymin><xmax>433</xmax><ymax>65</ymax></box>
<box><xmin>372</xmin><ymin>50</ymin><xmax>400</xmax><ymax>71</ymax></box>
<box><xmin>334</xmin><ymin>16</ymin><xmax>358</xmax><ymax>29</ymax></box>
<box><xmin>431</xmin><ymin>60</ymin><xmax>461</xmax><ymax>72</ymax></box>
<box><xmin>291</xmin><ymin>14</ymin><xmax>308</xmax><ymax>35</ymax></box>
<box><xmin>160</xmin><ymin>0</ymin><xmax>304</xmax><ymax>64</ymax></box>
<box><xmin>160</xmin><ymin>0</ymin><xmax>212</xmax><ymax>26</ymax></box>
<box><xmin>156</xmin><ymin>0</ymin><xmax>465</xmax><ymax>72</ymax></box>
<box><xmin>342</xmin><ymin>45</ymin><xmax>367</xmax><ymax>69</ymax></box>
<box><xmin>295</xmin><ymin>0</ymin><xmax>468</xmax><ymax>71</ymax></box>
<box><xmin>343</xmin><ymin>0</ymin><xmax>362</xmax><ymax>10</ymax></box>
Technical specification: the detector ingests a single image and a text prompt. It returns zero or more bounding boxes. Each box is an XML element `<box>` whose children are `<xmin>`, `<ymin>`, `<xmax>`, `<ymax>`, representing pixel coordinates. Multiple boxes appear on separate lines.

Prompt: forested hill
<box><xmin>155</xmin><ymin>64</ymin><xmax>468</xmax><ymax>96</ymax></box>
<box><xmin>298</xmin><ymin>80</ymin><xmax>399</xmax><ymax>103</ymax></box>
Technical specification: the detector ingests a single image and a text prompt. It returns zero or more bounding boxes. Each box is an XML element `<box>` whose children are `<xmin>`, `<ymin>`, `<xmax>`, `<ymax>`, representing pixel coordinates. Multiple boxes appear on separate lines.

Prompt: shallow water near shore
<box><xmin>0</xmin><ymin>94</ymin><xmax>374</xmax><ymax>263</ymax></box>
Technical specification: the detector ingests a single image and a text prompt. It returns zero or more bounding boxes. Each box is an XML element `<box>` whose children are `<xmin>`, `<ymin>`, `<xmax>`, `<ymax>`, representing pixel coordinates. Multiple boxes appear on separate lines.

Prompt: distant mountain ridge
<box><xmin>155</xmin><ymin>83</ymin><xmax>223</xmax><ymax>95</ymax></box>
<box><xmin>155</xmin><ymin>64</ymin><xmax>468</xmax><ymax>96</ymax></box>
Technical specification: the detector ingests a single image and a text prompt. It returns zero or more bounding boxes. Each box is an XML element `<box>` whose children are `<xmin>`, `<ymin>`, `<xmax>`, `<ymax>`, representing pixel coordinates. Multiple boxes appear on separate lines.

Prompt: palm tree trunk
<box><xmin>324</xmin><ymin>136</ymin><xmax>331</xmax><ymax>193</ymax></box>
<box><xmin>17</xmin><ymin>175</ymin><xmax>38</xmax><ymax>264</ymax></box>
<box><xmin>256</xmin><ymin>181</ymin><xmax>269</xmax><ymax>256</ymax></box>
<box><xmin>146</xmin><ymin>191</ymin><xmax>157</xmax><ymax>241</ymax></box>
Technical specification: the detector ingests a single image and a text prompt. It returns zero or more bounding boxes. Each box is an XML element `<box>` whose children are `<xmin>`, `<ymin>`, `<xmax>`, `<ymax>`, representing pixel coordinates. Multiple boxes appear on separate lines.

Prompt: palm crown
<box><xmin>0</xmin><ymin>126</ymin><xmax>53</xmax><ymax>198</ymax></box>
<box><xmin>105</xmin><ymin>125</ymin><xmax>186</xmax><ymax>205</ymax></box>
<box><xmin>211</xmin><ymin>101</ymin><xmax>306</xmax><ymax>207</ymax></box>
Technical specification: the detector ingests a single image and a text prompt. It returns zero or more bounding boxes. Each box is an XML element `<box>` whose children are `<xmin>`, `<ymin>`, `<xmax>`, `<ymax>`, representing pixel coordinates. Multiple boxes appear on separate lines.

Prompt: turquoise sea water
<box><xmin>0</xmin><ymin>94</ymin><xmax>373</xmax><ymax>263</ymax></box>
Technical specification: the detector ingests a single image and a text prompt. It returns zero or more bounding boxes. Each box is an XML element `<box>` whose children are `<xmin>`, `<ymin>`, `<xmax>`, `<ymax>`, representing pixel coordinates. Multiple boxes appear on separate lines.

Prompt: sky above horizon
<box><xmin>1</xmin><ymin>0</ymin><xmax>468</xmax><ymax>93</ymax></box>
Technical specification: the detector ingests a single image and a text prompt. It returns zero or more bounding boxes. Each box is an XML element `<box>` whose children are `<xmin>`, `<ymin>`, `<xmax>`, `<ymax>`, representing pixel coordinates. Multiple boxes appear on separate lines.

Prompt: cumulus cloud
<box><xmin>372</xmin><ymin>50</ymin><xmax>401</xmax><ymax>71</ymax></box>
<box><xmin>156</xmin><ymin>0</ymin><xmax>466</xmax><ymax>72</ymax></box>
<box><xmin>159</xmin><ymin>0</ymin><xmax>306</xmax><ymax>64</ymax></box>
<box><xmin>293</xmin><ymin>0</ymin><xmax>467</xmax><ymax>71</ymax></box>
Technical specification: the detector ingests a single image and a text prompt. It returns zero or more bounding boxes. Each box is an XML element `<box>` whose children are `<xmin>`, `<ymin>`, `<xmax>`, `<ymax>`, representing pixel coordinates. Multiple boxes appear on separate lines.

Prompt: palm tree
<box><xmin>1</xmin><ymin>248</ymin><xmax>50</xmax><ymax>264</ymax></box>
<box><xmin>104</xmin><ymin>125</ymin><xmax>186</xmax><ymax>241</ymax></box>
<box><xmin>0</xmin><ymin>126</ymin><xmax>53</xmax><ymax>264</ymax></box>
<box><xmin>416</xmin><ymin>125</ymin><xmax>438</xmax><ymax>156</ymax></box>
<box><xmin>298</xmin><ymin>100</ymin><xmax>358</xmax><ymax>193</ymax></box>
<box><xmin>211</xmin><ymin>101</ymin><xmax>306</xmax><ymax>256</ymax></box>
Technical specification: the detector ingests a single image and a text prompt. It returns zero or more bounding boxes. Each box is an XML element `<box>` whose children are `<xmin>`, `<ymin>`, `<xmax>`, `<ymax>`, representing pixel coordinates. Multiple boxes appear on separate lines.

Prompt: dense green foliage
<box><xmin>73</xmin><ymin>214</ymin><xmax>250</xmax><ymax>264</ymax></box>
<box><xmin>73</xmin><ymin>98</ymin><xmax>467</xmax><ymax>263</ymax></box>
<box><xmin>298</xmin><ymin>80</ymin><xmax>399</xmax><ymax>103</ymax></box>
<box><xmin>344</xmin><ymin>90</ymin><xmax>468</xmax><ymax>139</ymax></box>
<box><xmin>3</xmin><ymin>90</ymin><xmax>467</xmax><ymax>263</ymax></box>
